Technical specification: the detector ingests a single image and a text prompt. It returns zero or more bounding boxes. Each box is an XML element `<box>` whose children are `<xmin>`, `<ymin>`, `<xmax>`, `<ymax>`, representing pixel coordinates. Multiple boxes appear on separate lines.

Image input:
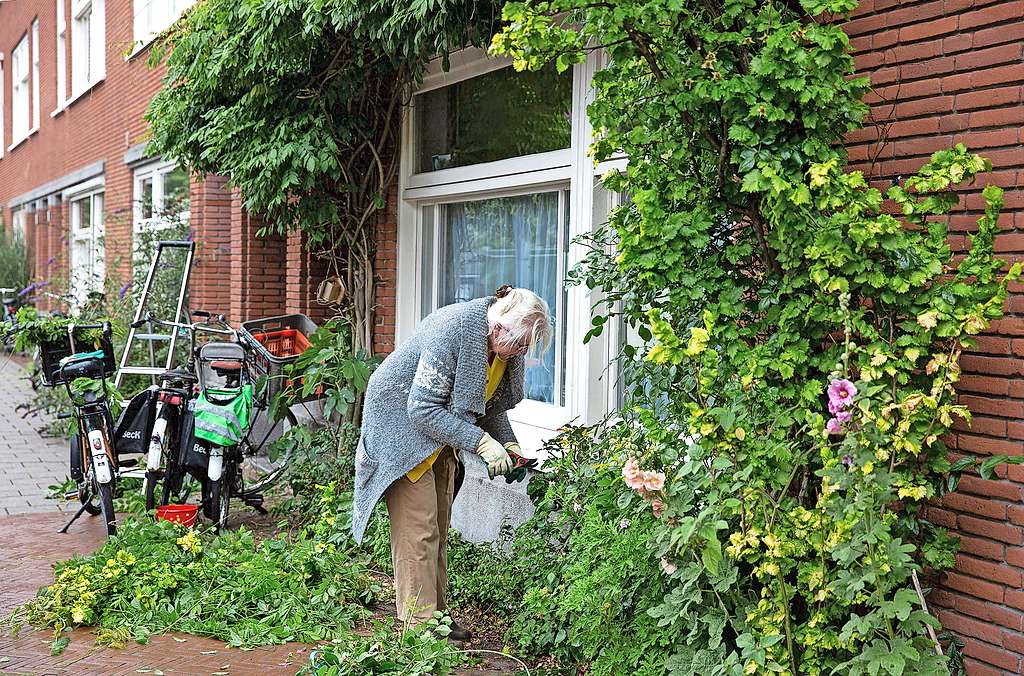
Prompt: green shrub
<box><xmin>0</xmin><ymin>230</ymin><xmax>26</xmax><ymax>290</ymax></box>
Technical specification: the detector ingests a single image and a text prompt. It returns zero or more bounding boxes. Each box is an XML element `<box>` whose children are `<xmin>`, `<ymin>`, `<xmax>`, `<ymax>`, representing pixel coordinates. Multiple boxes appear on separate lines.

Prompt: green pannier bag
<box><xmin>193</xmin><ymin>385</ymin><xmax>253</xmax><ymax>447</ymax></box>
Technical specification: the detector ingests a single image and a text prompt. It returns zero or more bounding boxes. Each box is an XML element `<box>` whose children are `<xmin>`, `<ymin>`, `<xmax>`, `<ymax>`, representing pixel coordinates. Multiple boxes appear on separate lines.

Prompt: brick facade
<box><xmin>844</xmin><ymin>1</ymin><xmax>1024</xmax><ymax>673</ymax></box>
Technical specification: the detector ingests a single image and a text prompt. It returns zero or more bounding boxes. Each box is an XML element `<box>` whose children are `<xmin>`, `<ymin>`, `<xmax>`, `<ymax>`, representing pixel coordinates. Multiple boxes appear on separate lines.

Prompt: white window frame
<box><xmin>10</xmin><ymin>34</ymin><xmax>29</xmax><ymax>147</ymax></box>
<box><xmin>131</xmin><ymin>0</ymin><xmax>195</xmax><ymax>56</ymax></box>
<box><xmin>71</xmin><ymin>0</ymin><xmax>105</xmax><ymax>99</ymax></box>
<box><xmin>66</xmin><ymin>178</ymin><xmax>105</xmax><ymax>308</ymax></box>
<box><xmin>56</xmin><ymin>0</ymin><xmax>67</xmax><ymax>111</ymax></box>
<box><xmin>133</xmin><ymin>159</ymin><xmax>191</xmax><ymax>233</ymax></box>
<box><xmin>31</xmin><ymin>20</ymin><xmax>40</xmax><ymax>131</ymax></box>
<box><xmin>396</xmin><ymin>47</ymin><xmax>613</xmax><ymax>455</ymax></box>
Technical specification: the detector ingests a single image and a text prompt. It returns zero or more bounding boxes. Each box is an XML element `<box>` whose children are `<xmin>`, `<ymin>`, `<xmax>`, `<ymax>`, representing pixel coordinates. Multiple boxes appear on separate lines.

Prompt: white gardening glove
<box><xmin>504</xmin><ymin>442</ymin><xmax>522</xmax><ymax>455</ymax></box>
<box><xmin>476</xmin><ymin>432</ymin><xmax>513</xmax><ymax>479</ymax></box>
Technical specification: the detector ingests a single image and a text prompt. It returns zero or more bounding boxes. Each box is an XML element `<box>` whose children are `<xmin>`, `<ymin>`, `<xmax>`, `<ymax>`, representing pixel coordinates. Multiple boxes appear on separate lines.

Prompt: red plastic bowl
<box><xmin>156</xmin><ymin>504</ymin><xmax>199</xmax><ymax>527</ymax></box>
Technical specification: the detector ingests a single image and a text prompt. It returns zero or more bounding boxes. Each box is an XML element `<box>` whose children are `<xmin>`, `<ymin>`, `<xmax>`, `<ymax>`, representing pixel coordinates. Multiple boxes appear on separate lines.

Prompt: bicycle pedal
<box><xmin>242</xmin><ymin>494</ymin><xmax>264</xmax><ymax>507</ymax></box>
<box><xmin>63</xmin><ymin>490</ymin><xmax>79</xmax><ymax>501</ymax></box>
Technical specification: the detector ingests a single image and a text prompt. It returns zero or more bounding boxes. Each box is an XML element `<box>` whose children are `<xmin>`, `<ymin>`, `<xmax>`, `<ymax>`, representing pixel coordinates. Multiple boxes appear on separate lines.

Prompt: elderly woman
<box><xmin>351</xmin><ymin>286</ymin><xmax>553</xmax><ymax>638</ymax></box>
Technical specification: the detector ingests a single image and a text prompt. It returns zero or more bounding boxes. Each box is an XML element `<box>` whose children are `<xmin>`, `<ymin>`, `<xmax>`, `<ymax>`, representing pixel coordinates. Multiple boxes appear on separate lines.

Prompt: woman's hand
<box><xmin>476</xmin><ymin>433</ymin><xmax>513</xmax><ymax>479</ymax></box>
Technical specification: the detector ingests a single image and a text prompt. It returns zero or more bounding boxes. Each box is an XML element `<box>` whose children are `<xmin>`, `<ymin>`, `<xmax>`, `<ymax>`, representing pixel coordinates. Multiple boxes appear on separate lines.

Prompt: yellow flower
<box><xmin>72</xmin><ymin>607</ymin><xmax>85</xmax><ymax>624</ymax></box>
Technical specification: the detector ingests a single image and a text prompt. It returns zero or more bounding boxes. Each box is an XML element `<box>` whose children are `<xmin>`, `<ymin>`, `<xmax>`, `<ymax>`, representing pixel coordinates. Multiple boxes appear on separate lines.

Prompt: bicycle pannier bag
<box><xmin>114</xmin><ymin>387</ymin><xmax>157</xmax><ymax>456</ymax></box>
<box><xmin>179</xmin><ymin>400</ymin><xmax>212</xmax><ymax>471</ymax></box>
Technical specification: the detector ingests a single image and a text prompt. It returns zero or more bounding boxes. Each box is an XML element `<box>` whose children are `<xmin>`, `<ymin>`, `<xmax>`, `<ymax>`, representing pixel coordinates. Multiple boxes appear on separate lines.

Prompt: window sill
<box><xmin>56</xmin><ymin>77</ymin><xmax>106</xmax><ymax>115</ymax></box>
<box><xmin>7</xmin><ymin>126</ymin><xmax>39</xmax><ymax>152</ymax></box>
<box><xmin>126</xmin><ymin>35</ymin><xmax>157</xmax><ymax>61</ymax></box>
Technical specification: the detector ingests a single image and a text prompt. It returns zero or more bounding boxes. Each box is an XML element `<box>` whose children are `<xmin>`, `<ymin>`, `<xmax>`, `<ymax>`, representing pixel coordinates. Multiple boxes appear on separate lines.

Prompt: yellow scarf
<box><xmin>406</xmin><ymin>355</ymin><xmax>507</xmax><ymax>483</ymax></box>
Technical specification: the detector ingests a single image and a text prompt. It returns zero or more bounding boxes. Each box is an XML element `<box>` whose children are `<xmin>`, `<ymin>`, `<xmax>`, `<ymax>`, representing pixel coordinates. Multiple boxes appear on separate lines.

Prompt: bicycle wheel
<box><xmin>241</xmin><ymin>407</ymin><xmax>297</xmax><ymax>494</ymax></box>
<box><xmin>206</xmin><ymin>463</ymin><xmax>232</xmax><ymax>532</ymax></box>
<box><xmin>243</xmin><ymin>405</ymin><xmax>297</xmax><ymax>456</ymax></box>
<box><xmin>93</xmin><ymin>475</ymin><xmax>117</xmax><ymax>536</ymax></box>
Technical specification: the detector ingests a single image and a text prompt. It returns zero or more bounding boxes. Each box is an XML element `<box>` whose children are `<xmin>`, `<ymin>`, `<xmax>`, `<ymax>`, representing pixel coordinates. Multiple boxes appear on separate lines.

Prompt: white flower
<box><xmin>619</xmin><ymin>518</ymin><xmax>630</xmax><ymax>529</ymax></box>
<box><xmin>660</xmin><ymin>558</ymin><xmax>678</xmax><ymax>575</ymax></box>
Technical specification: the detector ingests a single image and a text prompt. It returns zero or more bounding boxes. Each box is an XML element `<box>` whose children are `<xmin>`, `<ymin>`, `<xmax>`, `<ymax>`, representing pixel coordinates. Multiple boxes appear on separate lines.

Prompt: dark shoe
<box><xmin>433</xmin><ymin>621</ymin><xmax>473</xmax><ymax>641</ymax></box>
<box><xmin>448</xmin><ymin>621</ymin><xmax>473</xmax><ymax>642</ymax></box>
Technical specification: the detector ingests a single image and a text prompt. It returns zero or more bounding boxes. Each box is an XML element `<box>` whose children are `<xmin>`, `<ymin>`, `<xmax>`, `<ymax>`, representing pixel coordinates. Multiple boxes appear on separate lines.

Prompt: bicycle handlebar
<box><xmin>133</xmin><ymin>312</ymin><xmax>235</xmax><ymax>337</ymax></box>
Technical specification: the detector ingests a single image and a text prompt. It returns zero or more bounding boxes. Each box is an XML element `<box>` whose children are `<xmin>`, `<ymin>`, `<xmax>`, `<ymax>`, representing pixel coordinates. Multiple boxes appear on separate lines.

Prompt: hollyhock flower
<box><xmin>118</xmin><ymin>281</ymin><xmax>132</xmax><ymax>299</ymax></box>
<box><xmin>835</xmin><ymin>410</ymin><xmax>852</xmax><ymax>424</ymax></box>
<box><xmin>828</xmin><ymin>399</ymin><xmax>845</xmax><ymax>415</ymax></box>
<box><xmin>660</xmin><ymin>557</ymin><xmax>678</xmax><ymax>576</ymax></box>
<box><xmin>842</xmin><ymin>454</ymin><xmax>853</xmax><ymax>467</ymax></box>
<box><xmin>643</xmin><ymin>471</ymin><xmax>666</xmax><ymax>492</ymax></box>
<box><xmin>827</xmin><ymin>378</ymin><xmax>857</xmax><ymax>408</ymax></box>
<box><xmin>651</xmin><ymin>498</ymin><xmax>666</xmax><ymax>518</ymax></box>
<box><xmin>826</xmin><ymin>418</ymin><xmax>844</xmax><ymax>435</ymax></box>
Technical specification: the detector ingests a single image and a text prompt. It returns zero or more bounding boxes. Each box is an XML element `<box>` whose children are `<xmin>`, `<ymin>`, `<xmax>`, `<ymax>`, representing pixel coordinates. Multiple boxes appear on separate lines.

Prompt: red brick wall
<box><xmin>845</xmin><ymin>2</ymin><xmax>1024</xmax><ymax>673</ymax></box>
<box><xmin>228</xmin><ymin>187</ymin><xmax>287</xmax><ymax>323</ymax></box>
<box><xmin>372</xmin><ymin>181</ymin><xmax>400</xmax><ymax>356</ymax></box>
<box><xmin>188</xmin><ymin>174</ymin><xmax>233</xmax><ymax>315</ymax></box>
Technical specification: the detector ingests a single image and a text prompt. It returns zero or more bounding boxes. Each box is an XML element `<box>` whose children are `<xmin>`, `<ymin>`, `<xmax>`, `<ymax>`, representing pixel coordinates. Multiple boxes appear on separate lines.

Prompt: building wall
<box><xmin>845</xmin><ymin>3</ymin><xmax>1023</xmax><ymax>674</ymax></box>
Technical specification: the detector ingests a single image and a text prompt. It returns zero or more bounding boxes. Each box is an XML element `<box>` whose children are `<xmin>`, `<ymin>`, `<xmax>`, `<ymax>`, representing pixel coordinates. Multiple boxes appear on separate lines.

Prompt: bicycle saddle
<box><xmin>160</xmin><ymin>368</ymin><xmax>198</xmax><ymax>384</ymax></box>
<box><xmin>59</xmin><ymin>351</ymin><xmax>107</xmax><ymax>380</ymax></box>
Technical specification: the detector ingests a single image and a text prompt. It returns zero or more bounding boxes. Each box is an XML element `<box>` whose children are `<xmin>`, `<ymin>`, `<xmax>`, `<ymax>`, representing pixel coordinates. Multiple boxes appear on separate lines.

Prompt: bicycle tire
<box><xmin>208</xmin><ymin>463</ymin><xmax>232</xmax><ymax>532</ymax></box>
<box><xmin>144</xmin><ymin>470</ymin><xmax>161</xmax><ymax>512</ymax></box>
<box><xmin>94</xmin><ymin>476</ymin><xmax>117</xmax><ymax>536</ymax></box>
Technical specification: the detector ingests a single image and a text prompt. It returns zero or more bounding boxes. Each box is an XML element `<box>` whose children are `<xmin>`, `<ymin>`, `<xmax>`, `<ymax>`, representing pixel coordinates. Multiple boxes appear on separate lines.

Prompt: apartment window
<box><xmin>133</xmin><ymin>0</ymin><xmax>195</xmax><ymax>49</ymax></box>
<box><xmin>56</xmin><ymin>0</ymin><xmax>67</xmax><ymax>107</ymax></box>
<box><xmin>133</xmin><ymin>160</ymin><xmax>190</xmax><ymax>231</ymax></box>
<box><xmin>71</xmin><ymin>0</ymin><xmax>105</xmax><ymax>96</ymax></box>
<box><xmin>69</xmin><ymin>189</ymin><xmax>105</xmax><ymax>306</ymax></box>
<box><xmin>31</xmin><ymin>20</ymin><xmax>40</xmax><ymax>130</ymax></box>
<box><xmin>11</xmin><ymin>35</ymin><xmax>29</xmax><ymax>143</ymax></box>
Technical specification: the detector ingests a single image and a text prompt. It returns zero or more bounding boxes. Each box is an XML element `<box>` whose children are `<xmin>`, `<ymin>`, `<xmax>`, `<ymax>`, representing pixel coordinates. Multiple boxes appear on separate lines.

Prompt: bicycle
<box><xmin>3</xmin><ymin>321</ymin><xmax>122</xmax><ymax>537</ymax></box>
<box><xmin>133</xmin><ymin>311</ymin><xmax>297</xmax><ymax>529</ymax></box>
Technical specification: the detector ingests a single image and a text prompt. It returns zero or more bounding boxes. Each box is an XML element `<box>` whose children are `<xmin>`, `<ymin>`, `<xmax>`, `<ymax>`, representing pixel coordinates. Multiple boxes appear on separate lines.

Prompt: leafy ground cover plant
<box><xmin>10</xmin><ymin>509</ymin><xmax>381</xmax><ymax>652</ymax></box>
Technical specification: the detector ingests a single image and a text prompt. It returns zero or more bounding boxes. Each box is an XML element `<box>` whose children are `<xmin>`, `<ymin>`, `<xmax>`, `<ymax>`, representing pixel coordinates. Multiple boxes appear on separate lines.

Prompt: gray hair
<box><xmin>487</xmin><ymin>288</ymin><xmax>554</xmax><ymax>357</ymax></box>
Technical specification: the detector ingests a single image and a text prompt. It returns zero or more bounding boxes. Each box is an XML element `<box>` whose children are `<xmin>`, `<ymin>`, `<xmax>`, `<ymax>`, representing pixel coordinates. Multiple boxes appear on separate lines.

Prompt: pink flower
<box><xmin>827</xmin><ymin>379</ymin><xmax>857</xmax><ymax>408</ymax></box>
<box><xmin>651</xmin><ymin>498</ymin><xmax>666</xmax><ymax>518</ymax></box>
<box><xmin>643</xmin><ymin>471</ymin><xmax>666</xmax><ymax>492</ymax></box>
<box><xmin>826</xmin><ymin>418</ymin><xmax>844</xmax><ymax>435</ymax></box>
<box><xmin>828</xmin><ymin>399</ymin><xmax>845</xmax><ymax>415</ymax></box>
<box><xmin>622</xmin><ymin>458</ymin><xmax>644</xmax><ymax>490</ymax></box>
<box><xmin>835</xmin><ymin>410</ymin><xmax>852</xmax><ymax>424</ymax></box>
<box><xmin>660</xmin><ymin>557</ymin><xmax>677</xmax><ymax>575</ymax></box>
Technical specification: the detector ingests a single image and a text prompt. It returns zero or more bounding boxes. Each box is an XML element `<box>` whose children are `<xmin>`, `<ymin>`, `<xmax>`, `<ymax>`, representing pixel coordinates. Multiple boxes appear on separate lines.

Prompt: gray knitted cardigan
<box><xmin>351</xmin><ymin>296</ymin><xmax>524</xmax><ymax>543</ymax></box>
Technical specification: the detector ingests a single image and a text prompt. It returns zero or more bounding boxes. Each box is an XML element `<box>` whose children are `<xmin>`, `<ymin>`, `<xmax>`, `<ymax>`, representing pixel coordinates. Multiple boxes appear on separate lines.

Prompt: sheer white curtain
<box><xmin>441</xmin><ymin>191</ymin><xmax>562</xmax><ymax>404</ymax></box>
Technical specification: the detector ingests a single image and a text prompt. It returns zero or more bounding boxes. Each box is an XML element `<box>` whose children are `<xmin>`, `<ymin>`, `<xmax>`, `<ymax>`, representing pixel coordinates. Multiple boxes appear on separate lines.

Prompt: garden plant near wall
<box><xmin>492</xmin><ymin>0</ymin><xmax>1021</xmax><ymax>674</ymax></box>
<box><xmin>145</xmin><ymin>0</ymin><xmax>502</xmax><ymax>355</ymax></box>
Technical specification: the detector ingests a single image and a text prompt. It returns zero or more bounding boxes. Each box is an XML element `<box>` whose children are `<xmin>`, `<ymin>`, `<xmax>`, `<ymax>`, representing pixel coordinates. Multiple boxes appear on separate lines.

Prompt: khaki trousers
<box><xmin>384</xmin><ymin>448</ymin><xmax>458</xmax><ymax>624</ymax></box>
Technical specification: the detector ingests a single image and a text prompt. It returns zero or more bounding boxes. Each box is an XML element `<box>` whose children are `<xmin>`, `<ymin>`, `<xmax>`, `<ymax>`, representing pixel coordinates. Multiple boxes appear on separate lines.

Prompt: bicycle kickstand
<box><xmin>57</xmin><ymin>501</ymin><xmax>92</xmax><ymax>534</ymax></box>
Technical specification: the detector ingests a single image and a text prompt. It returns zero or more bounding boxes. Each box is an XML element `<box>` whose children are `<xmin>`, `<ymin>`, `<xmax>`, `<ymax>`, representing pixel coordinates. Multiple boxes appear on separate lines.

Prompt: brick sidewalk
<box><xmin>0</xmin><ymin>358</ymin><xmax>70</xmax><ymax>516</ymax></box>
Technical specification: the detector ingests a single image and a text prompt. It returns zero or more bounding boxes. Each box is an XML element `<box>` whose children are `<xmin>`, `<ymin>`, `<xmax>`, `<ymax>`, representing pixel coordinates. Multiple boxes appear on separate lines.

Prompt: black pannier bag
<box><xmin>114</xmin><ymin>387</ymin><xmax>157</xmax><ymax>456</ymax></box>
<box><xmin>179</xmin><ymin>399</ymin><xmax>212</xmax><ymax>472</ymax></box>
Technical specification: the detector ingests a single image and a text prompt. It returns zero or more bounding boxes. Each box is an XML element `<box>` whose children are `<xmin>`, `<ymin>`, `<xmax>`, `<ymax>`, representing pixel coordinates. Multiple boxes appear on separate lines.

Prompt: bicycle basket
<box><xmin>194</xmin><ymin>385</ymin><xmax>253</xmax><ymax>446</ymax></box>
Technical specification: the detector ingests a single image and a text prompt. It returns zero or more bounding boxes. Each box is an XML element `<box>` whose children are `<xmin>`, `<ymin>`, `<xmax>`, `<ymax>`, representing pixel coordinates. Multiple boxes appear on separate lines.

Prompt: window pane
<box><xmin>140</xmin><ymin>177</ymin><xmax>154</xmax><ymax>219</ymax></box>
<box><xmin>439</xmin><ymin>191</ymin><xmax>564</xmax><ymax>404</ymax></box>
<box><xmin>76</xmin><ymin>196</ymin><xmax>91</xmax><ymax>230</ymax></box>
<box><xmin>416</xmin><ymin>63</ymin><xmax>572</xmax><ymax>173</ymax></box>
<box><xmin>162</xmin><ymin>167</ymin><xmax>190</xmax><ymax>214</ymax></box>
